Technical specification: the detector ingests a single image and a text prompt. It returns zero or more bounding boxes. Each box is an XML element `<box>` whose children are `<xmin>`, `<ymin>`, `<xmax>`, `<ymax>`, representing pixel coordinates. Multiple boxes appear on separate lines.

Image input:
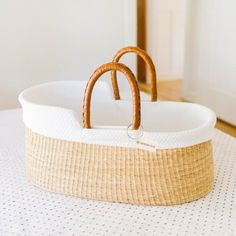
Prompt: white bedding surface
<box><xmin>0</xmin><ymin>109</ymin><xmax>235</xmax><ymax>236</ymax></box>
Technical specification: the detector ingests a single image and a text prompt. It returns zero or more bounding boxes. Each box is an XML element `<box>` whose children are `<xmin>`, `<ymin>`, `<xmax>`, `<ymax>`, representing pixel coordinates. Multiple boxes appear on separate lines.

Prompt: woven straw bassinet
<box><xmin>19</xmin><ymin>49</ymin><xmax>216</xmax><ymax>206</ymax></box>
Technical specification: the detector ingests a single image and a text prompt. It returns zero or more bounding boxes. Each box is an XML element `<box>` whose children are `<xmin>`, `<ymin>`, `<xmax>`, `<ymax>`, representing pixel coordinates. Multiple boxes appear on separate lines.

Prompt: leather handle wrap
<box><xmin>83</xmin><ymin>62</ymin><xmax>141</xmax><ymax>130</ymax></box>
<box><xmin>111</xmin><ymin>46</ymin><xmax>157</xmax><ymax>101</ymax></box>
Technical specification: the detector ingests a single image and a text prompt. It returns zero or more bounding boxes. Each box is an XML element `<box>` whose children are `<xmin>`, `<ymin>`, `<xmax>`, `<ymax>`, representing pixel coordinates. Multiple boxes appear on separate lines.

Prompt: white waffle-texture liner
<box><xmin>19</xmin><ymin>81</ymin><xmax>216</xmax><ymax>149</ymax></box>
<box><xmin>0</xmin><ymin>109</ymin><xmax>235</xmax><ymax>236</ymax></box>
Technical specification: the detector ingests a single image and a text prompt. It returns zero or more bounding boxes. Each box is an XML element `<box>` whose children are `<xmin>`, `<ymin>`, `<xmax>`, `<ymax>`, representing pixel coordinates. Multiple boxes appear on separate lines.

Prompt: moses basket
<box><xmin>19</xmin><ymin>61</ymin><xmax>216</xmax><ymax>206</ymax></box>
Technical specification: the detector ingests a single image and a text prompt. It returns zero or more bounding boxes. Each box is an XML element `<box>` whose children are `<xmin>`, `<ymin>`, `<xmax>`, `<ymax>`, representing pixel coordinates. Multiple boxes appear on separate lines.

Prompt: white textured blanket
<box><xmin>0</xmin><ymin>109</ymin><xmax>235</xmax><ymax>236</ymax></box>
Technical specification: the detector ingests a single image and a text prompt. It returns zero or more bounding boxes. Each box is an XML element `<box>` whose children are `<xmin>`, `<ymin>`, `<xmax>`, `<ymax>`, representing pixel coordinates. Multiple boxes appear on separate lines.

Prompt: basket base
<box><xmin>25</xmin><ymin>128</ymin><xmax>214</xmax><ymax>206</ymax></box>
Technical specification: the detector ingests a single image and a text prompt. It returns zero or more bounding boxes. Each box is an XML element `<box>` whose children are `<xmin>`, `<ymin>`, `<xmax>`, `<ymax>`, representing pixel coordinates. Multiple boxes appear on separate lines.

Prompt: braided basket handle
<box><xmin>83</xmin><ymin>62</ymin><xmax>141</xmax><ymax>130</ymax></box>
<box><xmin>111</xmin><ymin>46</ymin><xmax>158</xmax><ymax>101</ymax></box>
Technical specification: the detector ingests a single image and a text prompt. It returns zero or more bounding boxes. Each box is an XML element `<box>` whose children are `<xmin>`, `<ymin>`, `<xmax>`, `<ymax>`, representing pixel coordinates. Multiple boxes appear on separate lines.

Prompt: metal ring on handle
<box><xmin>83</xmin><ymin>62</ymin><xmax>141</xmax><ymax>130</ymax></box>
<box><xmin>111</xmin><ymin>46</ymin><xmax>158</xmax><ymax>101</ymax></box>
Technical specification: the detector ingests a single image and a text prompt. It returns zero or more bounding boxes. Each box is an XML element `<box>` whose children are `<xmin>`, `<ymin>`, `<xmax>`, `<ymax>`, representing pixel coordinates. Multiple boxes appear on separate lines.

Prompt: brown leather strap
<box><xmin>111</xmin><ymin>46</ymin><xmax>158</xmax><ymax>101</ymax></box>
<box><xmin>83</xmin><ymin>62</ymin><xmax>141</xmax><ymax>130</ymax></box>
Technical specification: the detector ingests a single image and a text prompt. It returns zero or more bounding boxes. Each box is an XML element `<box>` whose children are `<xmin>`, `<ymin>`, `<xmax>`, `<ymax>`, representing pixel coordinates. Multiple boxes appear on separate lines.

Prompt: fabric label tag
<box><xmin>136</xmin><ymin>137</ymin><xmax>157</xmax><ymax>153</ymax></box>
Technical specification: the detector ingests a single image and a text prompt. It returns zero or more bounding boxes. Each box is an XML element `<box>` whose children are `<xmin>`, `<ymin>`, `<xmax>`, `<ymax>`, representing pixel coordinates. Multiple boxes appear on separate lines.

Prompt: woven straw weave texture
<box><xmin>26</xmin><ymin>128</ymin><xmax>214</xmax><ymax>206</ymax></box>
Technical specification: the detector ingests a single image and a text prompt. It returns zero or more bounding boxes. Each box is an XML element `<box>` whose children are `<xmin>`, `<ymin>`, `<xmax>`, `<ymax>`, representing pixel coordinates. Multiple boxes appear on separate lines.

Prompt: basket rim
<box><xmin>19</xmin><ymin>81</ymin><xmax>216</xmax><ymax>149</ymax></box>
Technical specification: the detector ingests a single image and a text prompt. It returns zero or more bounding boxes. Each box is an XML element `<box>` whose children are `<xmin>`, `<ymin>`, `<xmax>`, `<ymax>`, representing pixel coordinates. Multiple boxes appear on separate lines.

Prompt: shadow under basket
<box><xmin>25</xmin><ymin>128</ymin><xmax>214</xmax><ymax>206</ymax></box>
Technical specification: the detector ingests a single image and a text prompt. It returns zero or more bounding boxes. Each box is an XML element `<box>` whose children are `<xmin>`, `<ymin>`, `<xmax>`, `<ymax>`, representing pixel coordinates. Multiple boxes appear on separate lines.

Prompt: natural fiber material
<box><xmin>25</xmin><ymin>128</ymin><xmax>214</xmax><ymax>206</ymax></box>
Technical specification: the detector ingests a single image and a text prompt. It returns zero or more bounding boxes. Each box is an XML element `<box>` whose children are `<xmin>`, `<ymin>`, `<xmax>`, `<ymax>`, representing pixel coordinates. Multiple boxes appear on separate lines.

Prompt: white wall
<box><xmin>183</xmin><ymin>0</ymin><xmax>236</xmax><ymax>125</ymax></box>
<box><xmin>147</xmin><ymin>0</ymin><xmax>187</xmax><ymax>80</ymax></box>
<box><xmin>0</xmin><ymin>0</ymin><xmax>136</xmax><ymax>110</ymax></box>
